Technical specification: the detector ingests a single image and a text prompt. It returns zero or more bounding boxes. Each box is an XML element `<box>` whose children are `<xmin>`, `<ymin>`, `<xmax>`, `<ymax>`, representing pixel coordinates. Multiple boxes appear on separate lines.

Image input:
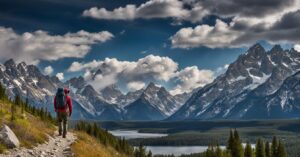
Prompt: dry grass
<box><xmin>71</xmin><ymin>131</ymin><xmax>128</xmax><ymax>157</ymax></box>
<box><xmin>0</xmin><ymin>100</ymin><xmax>55</xmax><ymax>150</ymax></box>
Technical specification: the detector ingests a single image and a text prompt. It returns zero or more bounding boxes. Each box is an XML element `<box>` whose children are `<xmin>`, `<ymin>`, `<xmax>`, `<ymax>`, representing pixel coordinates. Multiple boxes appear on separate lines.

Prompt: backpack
<box><xmin>56</xmin><ymin>88</ymin><xmax>66</xmax><ymax>109</ymax></box>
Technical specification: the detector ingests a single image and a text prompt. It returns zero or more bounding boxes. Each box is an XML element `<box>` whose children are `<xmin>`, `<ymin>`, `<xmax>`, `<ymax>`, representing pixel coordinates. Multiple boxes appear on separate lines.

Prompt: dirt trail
<box><xmin>2</xmin><ymin>132</ymin><xmax>77</xmax><ymax>157</ymax></box>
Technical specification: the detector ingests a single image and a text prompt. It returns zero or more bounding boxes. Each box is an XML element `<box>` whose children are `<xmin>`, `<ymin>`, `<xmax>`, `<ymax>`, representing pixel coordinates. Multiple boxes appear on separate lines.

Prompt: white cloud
<box><xmin>127</xmin><ymin>81</ymin><xmax>145</xmax><ymax>91</ymax></box>
<box><xmin>68</xmin><ymin>60</ymin><xmax>103</xmax><ymax>72</ymax></box>
<box><xmin>83</xmin><ymin>0</ymin><xmax>190</xmax><ymax>21</ymax></box>
<box><xmin>170</xmin><ymin>66</ymin><xmax>214</xmax><ymax>95</ymax></box>
<box><xmin>83</xmin><ymin>5</ymin><xmax>137</xmax><ymax>20</ymax></box>
<box><xmin>169</xmin><ymin>0</ymin><xmax>300</xmax><ymax>49</ymax></box>
<box><xmin>0</xmin><ymin>27</ymin><xmax>113</xmax><ymax>64</ymax></box>
<box><xmin>44</xmin><ymin>66</ymin><xmax>54</xmax><ymax>75</ymax></box>
<box><xmin>294</xmin><ymin>44</ymin><xmax>300</xmax><ymax>52</ymax></box>
<box><xmin>56</xmin><ymin>73</ymin><xmax>64</xmax><ymax>81</ymax></box>
<box><xmin>68</xmin><ymin>55</ymin><xmax>214</xmax><ymax>94</ymax></box>
<box><xmin>171</xmin><ymin>19</ymin><xmax>242</xmax><ymax>49</ymax></box>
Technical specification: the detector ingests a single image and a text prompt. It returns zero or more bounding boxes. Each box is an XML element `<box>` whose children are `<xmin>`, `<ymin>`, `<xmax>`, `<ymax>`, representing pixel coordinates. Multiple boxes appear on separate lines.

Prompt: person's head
<box><xmin>64</xmin><ymin>88</ymin><xmax>70</xmax><ymax>95</ymax></box>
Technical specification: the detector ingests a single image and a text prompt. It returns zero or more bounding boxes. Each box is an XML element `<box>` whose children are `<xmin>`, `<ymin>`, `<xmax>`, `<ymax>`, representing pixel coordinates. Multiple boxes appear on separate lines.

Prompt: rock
<box><xmin>0</xmin><ymin>125</ymin><xmax>20</xmax><ymax>148</ymax></box>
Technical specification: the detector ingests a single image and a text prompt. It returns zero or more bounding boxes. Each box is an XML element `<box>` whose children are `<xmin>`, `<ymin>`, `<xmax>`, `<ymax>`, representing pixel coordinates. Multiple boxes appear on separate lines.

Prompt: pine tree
<box><xmin>205</xmin><ymin>146</ymin><xmax>215</xmax><ymax>157</ymax></box>
<box><xmin>277</xmin><ymin>141</ymin><xmax>287</xmax><ymax>157</ymax></box>
<box><xmin>11</xmin><ymin>103</ymin><xmax>16</xmax><ymax>121</ymax></box>
<box><xmin>227</xmin><ymin>129</ymin><xmax>234</xmax><ymax>151</ymax></box>
<box><xmin>14</xmin><ymin>94</ymin><xmax>21</xmax><ymax>106</ymax></box>
<box><xmin>0</xmin><ymin>83</ymin><xmax>7</xmax><ymax>100</ymax></box>
<box><xmin>92</xmin><ymin>123</ymin><xmax>99</xmax><ymax>137</ymax></box>
<box><xmin>271</xmin><ymin>136</ymin><xmax>278</xmax><ymax>157</ymax></box>
<box><xmin>136</xmin><ymin>144</ymin><xmax>146</xmax><ymax>157</ymax></box>
<box><xmin>147</xmin><ymin>150</ymin><xmax>152</xmax><ymax>157</ymax></box>
<box><xmin>265</xmin><ymin>141</ymin><xmax>271</xmax><ymax>157</ymax></box>
<box><xmin>216</xmin><ymin>145</ymin><xmax>223</xmax><ymax>157</ymax></box>
<box><xmin>232</xmin><ymin>129</ymin><xmax>243</xmax><ymax>157</ymax></box>
<box><xmin>256</xmin><ymin>138</ymin><xmax>266</xmax><ymax>157</ymax></box>
<box><xmin>244</xmin><ymin>142</ymin><xmax>253</xmax><ymax>157</ymax></box>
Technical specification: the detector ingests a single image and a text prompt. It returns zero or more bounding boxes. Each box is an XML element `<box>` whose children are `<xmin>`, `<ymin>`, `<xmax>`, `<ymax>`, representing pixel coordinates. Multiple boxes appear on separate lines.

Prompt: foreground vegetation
<box><xmin>73</xmin><ymin>121</ymin><xmax>153</xmax><ymax>157</ymax></box>
<box><xmin>0</xmin><ymin>83</ymin><xmax>55</xmax><ymax>153</ymax></box>
<box><xmin>72</xmin><ymin>131</ymin><xmax>129</xmax><ymax>157</ymax></box>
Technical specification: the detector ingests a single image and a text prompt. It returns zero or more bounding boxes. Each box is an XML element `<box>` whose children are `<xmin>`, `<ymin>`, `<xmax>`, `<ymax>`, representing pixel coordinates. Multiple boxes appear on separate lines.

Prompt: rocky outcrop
<box><xmin>0</xmin><ymin>125</ymin><xmax>20</xmax><ymax>148</ymax></box>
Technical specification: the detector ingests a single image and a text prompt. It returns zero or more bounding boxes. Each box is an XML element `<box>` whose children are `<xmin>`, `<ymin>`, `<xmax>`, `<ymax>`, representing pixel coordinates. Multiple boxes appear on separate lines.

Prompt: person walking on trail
<box><xmin>54</xmin><ymin>88</ymin><xmax>72</xmax><ymax>138</ymax></box>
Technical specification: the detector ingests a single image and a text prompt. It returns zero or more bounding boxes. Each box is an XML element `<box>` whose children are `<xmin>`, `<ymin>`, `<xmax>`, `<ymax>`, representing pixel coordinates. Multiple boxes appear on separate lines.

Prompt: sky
<box><xmin>0</xmin><ymin>0</ymin><xmax>299</xmax><ymax>94</ymax></box>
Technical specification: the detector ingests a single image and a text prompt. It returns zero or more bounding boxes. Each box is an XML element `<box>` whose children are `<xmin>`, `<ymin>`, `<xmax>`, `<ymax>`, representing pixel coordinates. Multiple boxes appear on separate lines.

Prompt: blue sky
<box><xmin>0</xmin><ymin>0</ymin><xmax>299</xmax><ymax>94</ymax></box>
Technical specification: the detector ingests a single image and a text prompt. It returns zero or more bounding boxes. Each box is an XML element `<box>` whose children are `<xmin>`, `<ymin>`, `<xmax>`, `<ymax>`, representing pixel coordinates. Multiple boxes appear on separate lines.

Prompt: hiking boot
<box><xmin>62</xmin><ymin>134</ymin><xmax>66</xmax><ymax>138</ymax></box>
<box><xmin>58</xmin><ymin>132</ymin><xmax>62</xmax><ymax>136</ymax></box>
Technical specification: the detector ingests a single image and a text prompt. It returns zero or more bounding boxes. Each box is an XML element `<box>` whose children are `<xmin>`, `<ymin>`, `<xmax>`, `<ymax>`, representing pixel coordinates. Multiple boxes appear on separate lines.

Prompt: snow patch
<box><xmin>244</xmin><ymin>68</ymin><xmax>271</xmax><ymax>90</ymax></box>
<box><xmin>282</xmin><ymin>62</ymin><xmax>289</xmax><ymax>68</ymax></box>
<box><xmin>32</xmin><ymin>79</ymin><xmax>38</xmax><ymax>85</ymax></box>
<box><xmin>280</xmin><ymin>91</ymin><xmax>288</xmax><ymax>109</ymax></box>
<box><xmin>228</xmin><ymin>76</ymin><xmax>247</xmax><ymax>84</ymax></box>
<box><xmin>13</xmin><ymin>79</ymin><xmax>22</xmax><ymax>87</ymax></box>
<box><xmin>0</xmin><ymin>64</ymin><xmax>5</xmax><ymax>71</ymax></box>
<box><xmin>267</xmin><ymin>55</ymin><xmax>277</xmax><ymax>66</ymax></box>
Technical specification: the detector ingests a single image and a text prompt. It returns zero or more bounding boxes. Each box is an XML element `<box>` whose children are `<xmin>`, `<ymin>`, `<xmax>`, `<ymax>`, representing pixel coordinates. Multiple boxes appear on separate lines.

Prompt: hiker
<box><xmin>54</xmin><ymin>88</ymin><xmax>72</xmax><ymax>138</ymax></box>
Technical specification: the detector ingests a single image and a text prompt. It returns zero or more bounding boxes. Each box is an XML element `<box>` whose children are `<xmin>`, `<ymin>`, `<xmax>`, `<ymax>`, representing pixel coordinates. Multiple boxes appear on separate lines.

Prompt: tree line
<box><xmin>204</xmin><ymin>129</ymin><xmax>287</xmax><ymax>157</ymax></box>
<box><xmin>0</xmin><ymin>82</ymin><xmax>55</xmax><ymax>123</ymax></box>
<box><xmin>156</xmin><ymin>129</ymin><xmax>287</xmax><ymax>157</ymax></box>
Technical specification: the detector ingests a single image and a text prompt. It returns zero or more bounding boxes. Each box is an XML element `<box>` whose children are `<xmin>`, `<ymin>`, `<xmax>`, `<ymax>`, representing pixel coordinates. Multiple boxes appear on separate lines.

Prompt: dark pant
<box><xmin>57</xmin><ymin>112</ymin><xmax>68</xmax><ymax>136</ymax></box>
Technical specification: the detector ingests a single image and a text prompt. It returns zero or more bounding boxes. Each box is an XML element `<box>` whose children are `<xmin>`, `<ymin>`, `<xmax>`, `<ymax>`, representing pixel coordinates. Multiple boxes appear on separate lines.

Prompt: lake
<box><xmin>109</xmin><ymin>130</ymin><xmax>213</xmax><ymax>156</ymax></box>
<box><xmin>109</xmin><ymin>129</ymin><xmax>255</xmax><ymax>156</ymax></box>
<box><xmin>108</xmin><ymin>130</ymin><xmax>168</xmax><ymax>139</ymax></box>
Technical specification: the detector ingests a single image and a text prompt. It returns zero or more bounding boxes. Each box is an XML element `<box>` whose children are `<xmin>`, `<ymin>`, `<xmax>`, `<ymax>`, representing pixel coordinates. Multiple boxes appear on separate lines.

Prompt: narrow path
<box><xmin>2</xmin><ymin>132</ymin><xmax>77</xmax><ymax>157</ymax></box>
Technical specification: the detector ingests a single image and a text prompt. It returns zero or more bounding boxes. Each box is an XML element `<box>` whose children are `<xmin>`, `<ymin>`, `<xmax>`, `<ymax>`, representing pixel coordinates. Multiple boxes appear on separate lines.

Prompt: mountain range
<box><xmin>0</xmin><ymin>60</ymin><xmax>190</xmax><ymax>120</ymax></box>
<box><xmin>169</xmin><ymin>44</ymin><xmax>300</xmax><ymax>120</ymax></box>
<box><xmin>1</xmin><ymin>43</ymin><xmax>300</xmax><ymax>121</ymax></box>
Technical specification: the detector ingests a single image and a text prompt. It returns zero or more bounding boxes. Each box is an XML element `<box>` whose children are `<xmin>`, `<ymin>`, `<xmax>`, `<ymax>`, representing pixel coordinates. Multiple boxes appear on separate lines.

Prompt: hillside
<box><xmin>0</xmin><ymin>83</ymin><xmax>150</xmax><ymax>157</ymax></box>
<box><xmin>0</xmin><ymin>84</ymin><xmax>56</xmax><ymax>153</ymax></box>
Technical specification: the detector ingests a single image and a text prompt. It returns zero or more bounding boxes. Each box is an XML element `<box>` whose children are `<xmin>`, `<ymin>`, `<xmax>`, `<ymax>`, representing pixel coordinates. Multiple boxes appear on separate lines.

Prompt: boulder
<box><xmin>0</xmin><ymin>125</ymin><xmax>20</xmax><ymax>148</ymax></box>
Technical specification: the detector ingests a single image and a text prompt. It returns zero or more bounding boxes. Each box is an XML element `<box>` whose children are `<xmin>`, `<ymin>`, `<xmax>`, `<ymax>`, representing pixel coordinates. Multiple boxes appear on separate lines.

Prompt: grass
<box><xmin>0</xmin><ymin>100</ymin><xmax>55</xmax><ymax>151</ymax></box>
<box><xmin>71</xmin><ymin>131</ymin><xmax>128</xmax><ymax>157</ymax></box>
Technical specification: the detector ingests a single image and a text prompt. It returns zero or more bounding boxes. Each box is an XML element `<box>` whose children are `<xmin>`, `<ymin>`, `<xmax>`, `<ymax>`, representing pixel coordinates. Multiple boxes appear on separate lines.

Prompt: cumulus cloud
<box><xmin>0</xmin><ymin>27</ymin><xmax>113</xmax><ymax>64</ymax></box>
<box><xmin>127</xmin><ymin>81</ymin><xmax>146</xmax><ymax>91</ymax></box>
<box><xmin>171</xmin><ymin>19</ymin><xmax>242</xmax><ymax>49</ymax></box>
<box><xmin>169</xmin><ymin>66</ymin><xmax>214</xmax><ymax>95</ymax></box>
<box><xmin>82</xmin><ymin>0</ymin><xmax>200</xmax><ymax>22</ymax></box>
<box><xmin>44</xmin><ymin>66</ymin><xmax>54</xmax><ymax>75</ymax></box>
<box><xmin>294</xmin><ymin>45</ymin><xmax>300</xmax><ymax>52</ymax></box>
<box><xmin>169</xmin><ymin>0</ymin><xmax>300</xmax><ymax>49</ymax></box>
<box><xmin>200</xmin><ymin>0</ymin><xmax>295</xmax><ymax>18</ymax></box>
<box><xmin>56</xmin><ymin>73</ymin><xmax>64</xmax><ymax>81</ymax></box>
<box><xmin>68</xmin><ymin>55</ymin><xmax>215</xmax><ymax>94</ymax></box>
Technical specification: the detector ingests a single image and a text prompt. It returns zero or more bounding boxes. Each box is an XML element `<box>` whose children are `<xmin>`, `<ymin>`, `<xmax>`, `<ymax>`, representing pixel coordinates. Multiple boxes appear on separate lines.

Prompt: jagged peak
<box><xmin>145</xmin><ymin>82</ymin><xmax>159</xmax><ymax>91</ymax></box>
<box><xmin>4</xmin><ymin>59</ymin><xmax>16</xmax><ymax>67</ymax></box>
<box><xmin>270</xmin><ymin>44</ymin><xmax>283</xmax><ymax>52</ymax></box>
<box><xmin>18</xmin><ymin>61</ymin><xmax>27</xmax><ymax>67</ymax></box>
<box><xmin>158</xmin><ymin>86</ymin><xmax>168</xmax><ymax>94</ymax></box>
<box><xmin>82</xmin><ymin>84</ymin><xmax>97</xmax><ymax>93</ymax></box>
<box><xmin>246</xmin><ymin>43</ymin><xmax>266</xmax><ymax>56</ymax></box>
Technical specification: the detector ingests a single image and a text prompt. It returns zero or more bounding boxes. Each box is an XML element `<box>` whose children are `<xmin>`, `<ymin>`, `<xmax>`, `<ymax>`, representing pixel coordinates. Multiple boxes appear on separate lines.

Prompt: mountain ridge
<box><xmin>169</xmin><ymin>43</ymin><xmax>300</xmax><ymax>120</ymax></box>
<box><xmin>0</xmin><ymin>60</ymin><xmax>190</xmax><ymax>120</ymax></box>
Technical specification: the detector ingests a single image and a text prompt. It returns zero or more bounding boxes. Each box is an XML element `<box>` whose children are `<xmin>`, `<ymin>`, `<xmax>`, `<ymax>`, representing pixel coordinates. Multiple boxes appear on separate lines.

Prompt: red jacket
<box><xmin>54</xmin><ymin>95</ymin><xmax>72</xmax><ymax>115</ymax></box>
